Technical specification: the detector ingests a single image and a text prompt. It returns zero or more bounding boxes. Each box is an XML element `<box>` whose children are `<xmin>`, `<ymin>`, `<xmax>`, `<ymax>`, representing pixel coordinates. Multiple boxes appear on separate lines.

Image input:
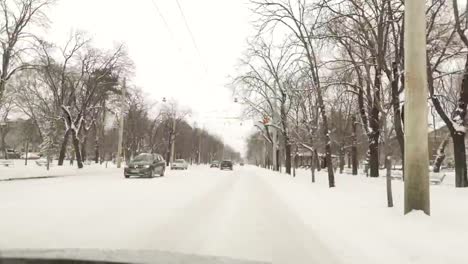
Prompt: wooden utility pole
<box><xmin>117</xmin><ymin>78</ymin><xmax>126</xmax><ymax>169</ymax></box>
<box><xmin>404</xmin><ymin>0</ymin><xmax>430</xmax><ymax>215</ymax></box>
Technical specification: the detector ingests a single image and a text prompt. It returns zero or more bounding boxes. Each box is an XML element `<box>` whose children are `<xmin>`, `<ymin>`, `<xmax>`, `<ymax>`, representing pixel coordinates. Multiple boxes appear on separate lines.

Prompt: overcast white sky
<box><xmin>45</xmin><ymin>0</ymin><xmax>257</xmax><ymax>155</ymax></box>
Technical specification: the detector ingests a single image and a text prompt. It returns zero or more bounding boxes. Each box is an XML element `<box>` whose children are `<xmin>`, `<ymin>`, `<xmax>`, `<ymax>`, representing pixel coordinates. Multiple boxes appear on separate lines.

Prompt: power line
<box><xmin>149</xmin><ymin>0</ymin><xmax>180</xmax><ymax>52</ymax></box>
<box><xmin>174</xmin><ymin>0</ymin><xmax>207</xmax><ymax>73</ymax></box>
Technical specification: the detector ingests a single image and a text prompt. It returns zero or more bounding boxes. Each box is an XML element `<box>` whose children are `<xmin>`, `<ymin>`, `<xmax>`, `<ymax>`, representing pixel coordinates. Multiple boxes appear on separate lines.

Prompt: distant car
<box><xmin>240</xmin><ymin>162</ymin><xmax>244</xmax><ymax>166</ymax></box>
<box><xmin>20</xmin><ymin>152</ymin><xmax>41</xmax><ymax>160</ymax></box>
<box><xmin>171</xmin><ymin>159</ymin><xmax>188</xmax><ymax>170</ymax></box>
<box><xmin>6</xmin><ymin>149</ymin><xmax>20</xmax><ymax>159</ymax></box>
<box><xmin>210</xmin><ymin>160</ymin><xmax>219</xmax><ymax>168</ymax></box>
<box><xmin>124</xmin><ymin>153</ymin><xmax>166</xmax><ymax>178</ymax></box>
<box><xmin>35</xmin><ymin>158</ymin><xmax>56</xmax><ymax>167</ymax></box>
<box><xmin>220</xmin><ymin>160</ymin><xmax>233</xmax><ymax>170</ymax></box>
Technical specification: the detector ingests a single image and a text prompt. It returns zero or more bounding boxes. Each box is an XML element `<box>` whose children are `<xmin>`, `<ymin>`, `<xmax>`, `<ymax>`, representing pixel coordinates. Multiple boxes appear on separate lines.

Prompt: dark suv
<box><xmin>220</xmin><ymin>160</ymin><xmax>233</xmax><ymax>170</ymax></box>
<box><xmin>124</xmin><ymin>153</ymin><xmax>166</xmax><ymax>178</ymax></box>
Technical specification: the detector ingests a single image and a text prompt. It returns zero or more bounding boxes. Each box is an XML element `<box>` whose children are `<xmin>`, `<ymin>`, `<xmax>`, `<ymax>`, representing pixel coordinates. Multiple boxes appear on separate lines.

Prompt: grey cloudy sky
<box><xmin>45</xmin><ymin>0</ymin><xmax>257</xmax><ymax>155</ymax></box>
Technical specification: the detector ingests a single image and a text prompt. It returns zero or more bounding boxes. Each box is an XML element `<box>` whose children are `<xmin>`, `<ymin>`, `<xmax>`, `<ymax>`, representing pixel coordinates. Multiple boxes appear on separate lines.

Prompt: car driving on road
<box><xmin>220</xmin><ymin>160</ymin><xmax>233</xmax><ymax>170</ymax></box>
<box><xmin>210</xmin><ymin>160</ymin><xmax>219</xmax><ymax>168</ymax></box>
<box><xmin>124</xmin><ymin>153</ymin><xmax>166</xmax><ymax>178</ymax></box>
<box><xmin>171</xmin><ymin>159</ymin><xmax>188</xmax><ymax>170</ymax></box>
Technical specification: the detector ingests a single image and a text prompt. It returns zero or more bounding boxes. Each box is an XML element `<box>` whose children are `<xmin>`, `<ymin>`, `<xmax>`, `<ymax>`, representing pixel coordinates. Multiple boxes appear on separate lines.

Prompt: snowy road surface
<box><xmin>0</xmin><ymin>165</ymin><xmax>337</xmax><ymax>264</ymax></box>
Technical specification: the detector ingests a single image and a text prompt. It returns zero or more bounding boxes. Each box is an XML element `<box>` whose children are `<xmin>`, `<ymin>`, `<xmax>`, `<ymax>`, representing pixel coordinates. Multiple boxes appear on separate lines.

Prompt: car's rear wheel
<box><xmin>160</xmin><ymin>168</ymin><xmax>165</xmax><ymax>177</ymax></box>
<box><xmin>125</xmin><ymin>174</ymin><xmax>129</xmax><ymax>178</ymax></box>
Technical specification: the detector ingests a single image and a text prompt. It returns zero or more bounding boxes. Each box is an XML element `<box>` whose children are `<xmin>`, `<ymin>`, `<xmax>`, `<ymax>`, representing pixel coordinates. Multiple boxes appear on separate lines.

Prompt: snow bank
<box><xmin>258</xmin><ymin>167</ymin><xmax>468</xmax><ymax>264</ymax></box>
<box><xmin>0</xmin><ymin>160</ymin><xmax>123</xmax><ymax>180</ymax></box>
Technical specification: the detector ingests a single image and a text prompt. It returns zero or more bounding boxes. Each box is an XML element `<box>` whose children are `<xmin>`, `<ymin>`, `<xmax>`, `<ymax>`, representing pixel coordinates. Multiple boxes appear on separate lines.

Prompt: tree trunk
<box><xmin>94</xmin><ymin>122</ymin><xmax>99</xmax><ymax>164</ymax></box>
<box><xmin>275</xmin><ymin>148</ymin><xmax>279</xmax><ymax>172</ymax></box>
<box><xmin>453</xmin><ymin>133</ymin><xmax>468</xmax><ymax>187</ymax></box>
<box><xmin>347</xmin><ymin>151</ymin><xmax>351</xmax><ymax>168</ymax></box>
<box><xmin>285</xmin><ymin>142</ymin><xmax>292</xmax><ymax>175</ymax></box>
<box><xmin>352</xmin><ymin>116</ymin><xmax>358</xmax><ymax>175</ymax></box>
<box><xmin>166</xmin><ymin>135</ymin><xmax>172</xmax><ymax>166</ymax></box>
<box><xmin>339</xmin><ymin>144</ymin><xmax>345</xmax><ymax>174</ymax></box>
<box><xmin>325</xmin><ymin>142</ymin><xmax>335</xmax><ymax>187</ymax></box>
<box><xmin>430</xmin><ymin>65</ymin><xmax>468</xmax><ymax>188</ymax></box>
<box><xmin>369</xmin><ymin>72</ymin><xmax>381</xmax><ymax>178</ymax></box>
<box><xmin>292</xmin><ymin>149</ymin><xmax>296</xmax><ymax>177</ymax></box>
<box><xmin>314</xmin><ymin>149</ymin><xmax>320</xmax><ymax>172</ymax></box>
<box><xmin>71</xmin><ymin>130</ymin><xmax>83</xmax><ymax>169</ymax></box>
<box><xmin>433</xmin><ymin>133</ymin><xmax>450</xmax><ymax>173</ymax></box>
<box><xmin>369</xmin><ymin>132</ymin><xmax>380</xmax><ymax>177</ymax></box>
<box><xmin>0</xmin><ymin>123</ymin><xmax>8</xmax><ymax>159</ymax></box>
<box><xmin>58</xmin><ymin>130</ymin><xmax>71</xmax><ymax>166</ymax></box>
<box><xmin>386</xmin><ymin>156</ymin><xmax>394</xmax><ymax>207</ymax></box>
<box><xmin>352</xmin><ymin>146</ymin><xmax>358</xmax><ymax>175</ymax></box>
<box><xmin>392</xmin><ymin>62</ymin><xmax>405</xmax><ymax>170</ymax></box>
<box><xmin>95</xmin><ymin>139</ymin><xmax>99</xmax><ymax>164</ymax></box>
<box><xmin>1</xmin><ymin>132</ymin><xmax>7</xmax><ymax>160</ymax></box>
<box><xmin>81</xmin><ymin>136</ymin><xmax>88</xmax><ymax>162</ymax></box>
<box><xmin>24</xmin><ymin>140</ymin><xmax>29</xmax><ymax>166</ymax></box>
<box><xmin>310</xmin><ymin>150</ymin><xmax>316</xmax><ymax>183</ymax></box>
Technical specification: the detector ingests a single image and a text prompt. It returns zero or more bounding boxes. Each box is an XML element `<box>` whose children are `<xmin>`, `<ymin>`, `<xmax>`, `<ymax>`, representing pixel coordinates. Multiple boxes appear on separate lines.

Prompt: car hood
<box><xmin>0</xmin><ymin>249</ymin><xmax>270</xmax><ymax>264</ymax></box>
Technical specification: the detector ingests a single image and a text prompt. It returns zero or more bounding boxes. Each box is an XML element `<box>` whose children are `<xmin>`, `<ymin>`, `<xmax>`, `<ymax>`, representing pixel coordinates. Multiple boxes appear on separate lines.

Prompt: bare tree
<box><xmin>34</xmin><ymin>32</ymin><xmax>129</xmax><ymax>168</ymax></box>
<box><xmin>160</xmin><ymin>99</ymin><xmax>191</xmax><ymax>166</ymax></box>
<box><xmin>234</xmin><ymin>37</ymin><xmax>298</xmax><ymax>174</ymax></box>
<box><xmin>0</xmin><ymin>0</ymin><xmax>52</xmax><ymax>108</ymax></box>
<box><xmin>252</xmin><ymin>0</ymin><xmax>335</xmax><ymax>186</ymax></box>
<box><xmin>0</xmin><ymin>87</ymin><xmax>15</xmax><ymax>158</ymax></box>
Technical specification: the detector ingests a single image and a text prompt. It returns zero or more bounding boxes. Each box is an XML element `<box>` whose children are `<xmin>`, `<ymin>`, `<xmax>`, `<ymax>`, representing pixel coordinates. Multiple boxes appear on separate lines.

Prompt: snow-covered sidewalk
<box><xmin>259</xmin><ymin>167</ymin><xmax>468</xmax><ymax>264</ymax></box>
<box><xmin>0</xmin><ymin>160</ymin><xmax>120</xmax><ymax>181</ymax></box>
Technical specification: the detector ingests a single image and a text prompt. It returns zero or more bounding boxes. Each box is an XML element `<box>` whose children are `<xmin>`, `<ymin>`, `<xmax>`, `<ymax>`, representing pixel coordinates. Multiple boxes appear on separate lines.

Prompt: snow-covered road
<box><xmin>0</xmin><ymin>165</ymin><xmax>337</xmax><ymax>264</ymax></box>
<box><xmin>1</xmin><ymin>163</ymin><xmax>467</xmax><ymax>264</ymax></box>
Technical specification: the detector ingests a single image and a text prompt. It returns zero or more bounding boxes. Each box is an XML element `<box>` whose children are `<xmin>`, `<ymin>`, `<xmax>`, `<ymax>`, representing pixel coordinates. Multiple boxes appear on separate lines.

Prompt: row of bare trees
<box><xmin>122</xmin><ymin>93</ymin><xmax>241</xmax><ymax>165</ymax></box>
<box><xmin>0</xmin><ymin>0</ymin><xmax>240</xmax><ymax>168</ymax></box>
<box><xmin>236</xmin><ymin>0</ymin><xmax>468</xmax><ymax>188</ymax></box>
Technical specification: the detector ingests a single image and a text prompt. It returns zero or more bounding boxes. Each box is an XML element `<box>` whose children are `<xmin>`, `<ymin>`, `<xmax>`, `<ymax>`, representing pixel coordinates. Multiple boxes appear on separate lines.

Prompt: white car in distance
<box><xmin>171</xmin><ymin>159</ymin><xmax>188</xmax><ymax>170</ymax></box>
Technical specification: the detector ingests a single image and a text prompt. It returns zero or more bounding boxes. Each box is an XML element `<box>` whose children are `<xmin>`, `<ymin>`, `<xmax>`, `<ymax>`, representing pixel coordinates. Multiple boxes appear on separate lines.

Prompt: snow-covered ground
<box><xmin>0</xmin><ymin>159</ymin><xmax>122</xmax><ymax>181</ymax></box>
<box><xmin>0</xmin><ymin>163</ymin><xmax>466</xmax><ymax>264</ymax></box>
<box><xmin>265</xmin><ymin>168</ymin><xmax>467</xmax><ymax>264</ymax></box>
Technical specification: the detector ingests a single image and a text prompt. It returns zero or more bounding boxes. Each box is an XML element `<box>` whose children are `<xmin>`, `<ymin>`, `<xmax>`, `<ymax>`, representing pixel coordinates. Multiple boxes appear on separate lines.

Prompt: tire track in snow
<box><xmin>250</xmin><ymin>169</ymin><xmax>341</xmax><ymax>264</ymax></box>
<box><xmin>138</xmin><ymin>170</ymin><xmax>241</xmax><ymax>253</ymax></box>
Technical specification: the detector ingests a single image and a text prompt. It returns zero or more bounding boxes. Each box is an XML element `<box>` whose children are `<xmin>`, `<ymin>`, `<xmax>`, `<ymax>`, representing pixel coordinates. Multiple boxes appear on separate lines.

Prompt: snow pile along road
<box><xmin>260</xmin><ymin>167</ymin><xmax>468</xmax><ymax>264</ymax></box>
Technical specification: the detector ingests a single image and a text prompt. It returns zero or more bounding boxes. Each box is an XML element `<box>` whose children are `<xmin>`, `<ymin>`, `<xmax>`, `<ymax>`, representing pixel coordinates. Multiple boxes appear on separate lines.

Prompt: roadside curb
<box><xmin>0</xmin><ymin>175</ymin><xmax>67</xmax><ymax>182</ymax></box>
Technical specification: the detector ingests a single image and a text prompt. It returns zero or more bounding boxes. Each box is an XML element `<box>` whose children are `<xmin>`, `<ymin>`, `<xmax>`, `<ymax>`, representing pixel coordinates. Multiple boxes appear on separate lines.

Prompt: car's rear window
<box><xmin>133</xmin><ymin>154</ymin><xmax>153</xmax><ymax>162</ymax></box>
<box><xmin>221</xmin><ymin>161</ymin><xmax>232</xmax><ymax>165</ymax></box>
